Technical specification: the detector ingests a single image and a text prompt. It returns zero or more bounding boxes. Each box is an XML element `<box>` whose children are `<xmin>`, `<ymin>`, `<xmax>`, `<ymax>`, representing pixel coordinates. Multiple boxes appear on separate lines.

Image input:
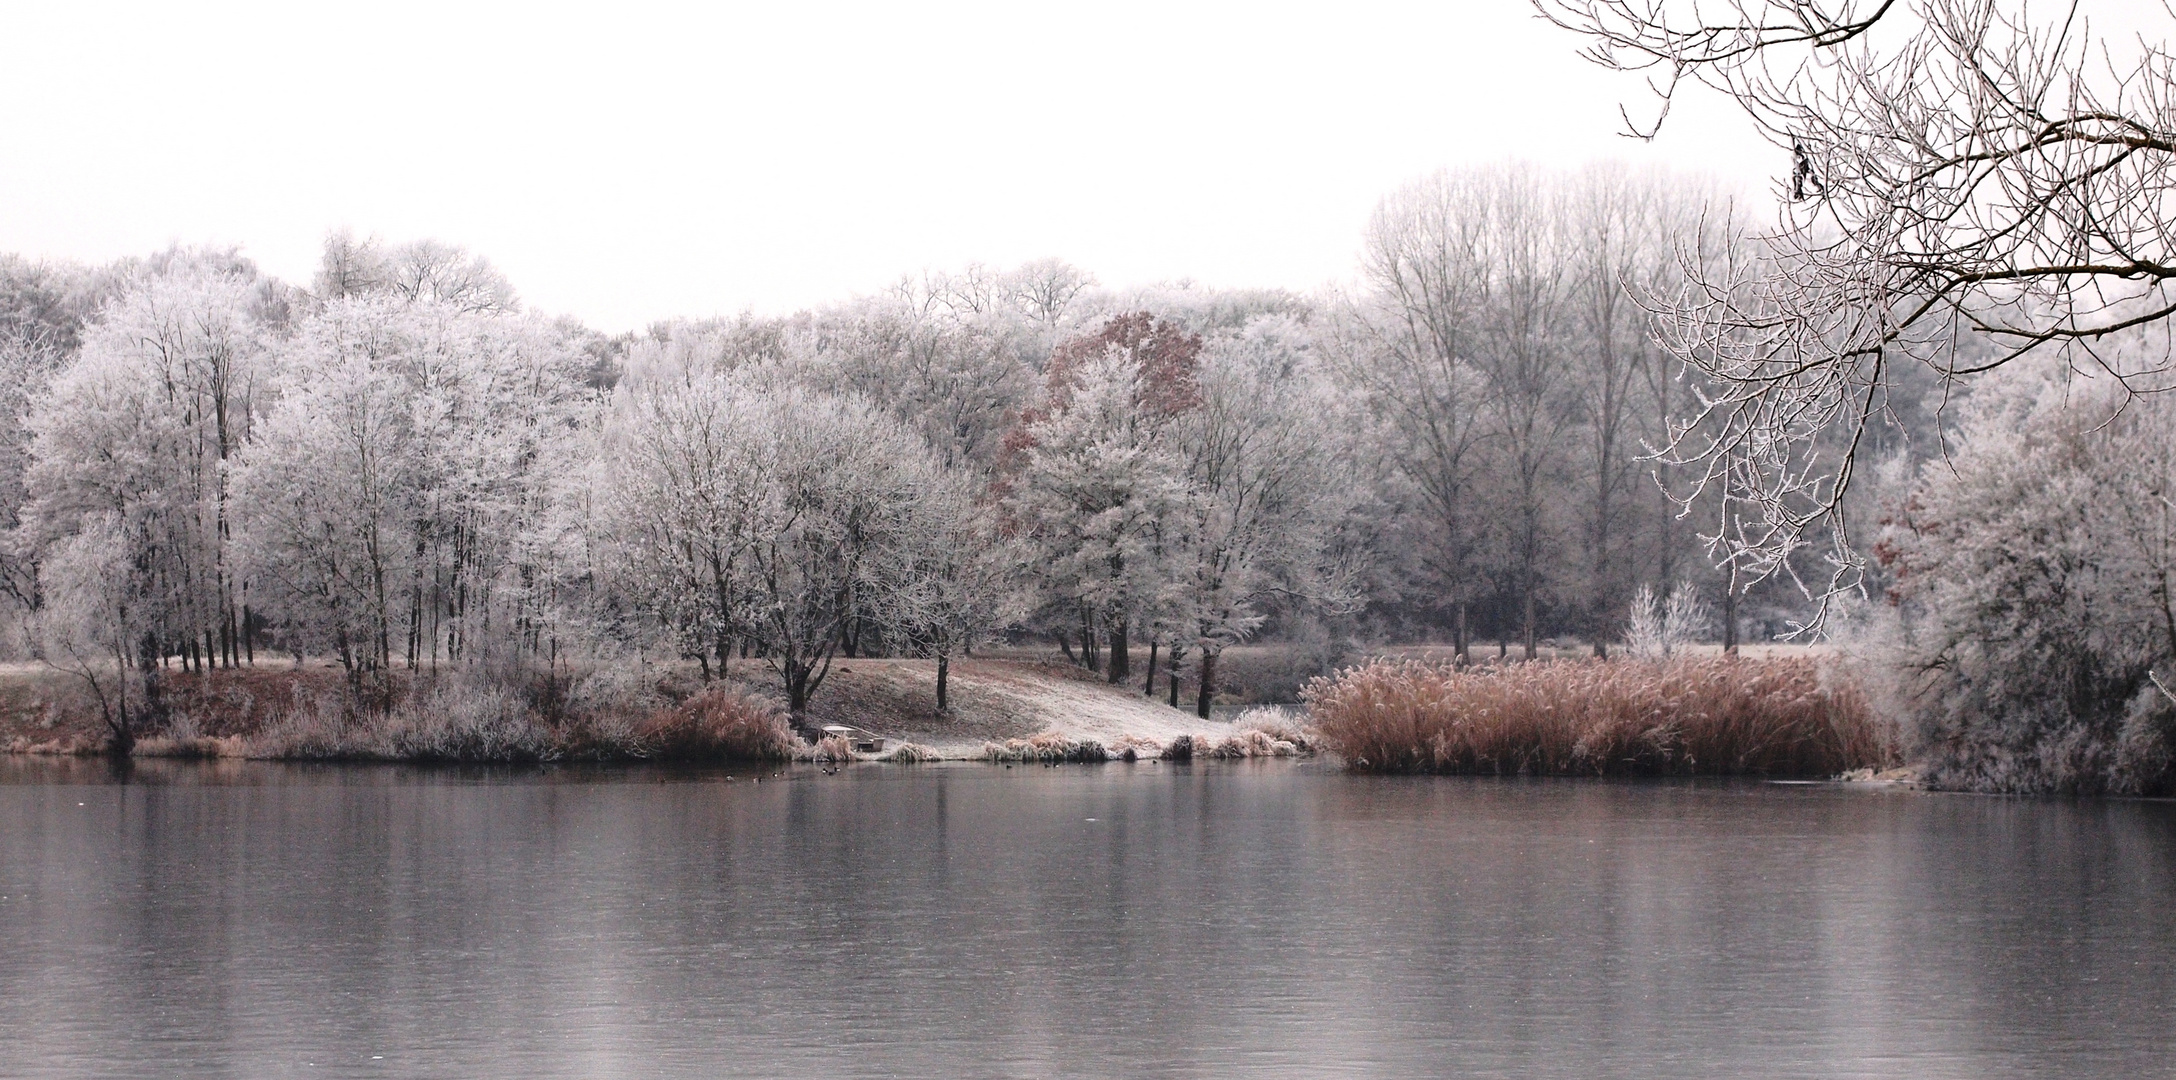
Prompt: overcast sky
<box><xmin>0</xmin><ymin>1</ymin><xmax>1782</xmax><ymax>330</ymax></box>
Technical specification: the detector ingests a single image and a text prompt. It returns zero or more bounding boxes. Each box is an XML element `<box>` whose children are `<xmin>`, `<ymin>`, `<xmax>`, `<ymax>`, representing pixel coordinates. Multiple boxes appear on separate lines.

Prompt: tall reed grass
<box><xmin>630</xmin><ymin>685</ymin><xmax>799</xmax><ymax>762</ymax></box>
<box><xmin>1305</xmin><ymin>656</ymin><xmax>1890</xmax><ymax>776</ymax></box>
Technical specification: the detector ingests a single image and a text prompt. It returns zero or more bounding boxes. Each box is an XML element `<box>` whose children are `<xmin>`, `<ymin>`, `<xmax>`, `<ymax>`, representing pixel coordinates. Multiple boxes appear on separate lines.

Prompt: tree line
<box><xmin>1</xmin><ymin>165</ymin><xmax>1811</xmax><ymax>738</ymax></box>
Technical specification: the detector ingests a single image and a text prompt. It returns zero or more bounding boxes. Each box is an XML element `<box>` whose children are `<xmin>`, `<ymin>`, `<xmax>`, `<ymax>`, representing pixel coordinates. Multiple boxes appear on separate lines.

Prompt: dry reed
<box><xmin>982</xmin><ymin>733</ymin><xmax>1111</xmax><ymax>763</ymax></box>
<box><xmin>1305</xmin><ymin>656</ymin><xmax>1889</xmax><ymax>776</ymax></box>
<box><xmin>632</xmin><ymin>686</ymin><xmax>799</xmax><ymax>763</ymax></box>
<box><xmin>882</xmin><ymin>742</ymin><xmax>940</xmax><ymax>763</ymax></box>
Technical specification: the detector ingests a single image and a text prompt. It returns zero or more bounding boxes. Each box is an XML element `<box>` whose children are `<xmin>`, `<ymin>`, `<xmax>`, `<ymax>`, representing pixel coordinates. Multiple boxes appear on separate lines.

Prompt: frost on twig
<box><xmin>1540</xmin><ymin>0</ymin><xmax>2176</xmax><ymax>619</ymax></box>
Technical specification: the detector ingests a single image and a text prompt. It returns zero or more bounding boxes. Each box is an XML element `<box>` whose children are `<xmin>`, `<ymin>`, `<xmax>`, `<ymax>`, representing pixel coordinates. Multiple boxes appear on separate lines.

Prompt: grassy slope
<box><xmin>0</xmin><ymin>657</ymin><xmax>1239</xmax><ymax>759</ymax></box>
<box><xmin>746</xmin><ymin>657</ymin><xmax>1239</xmax><ymax>757</ymax></box>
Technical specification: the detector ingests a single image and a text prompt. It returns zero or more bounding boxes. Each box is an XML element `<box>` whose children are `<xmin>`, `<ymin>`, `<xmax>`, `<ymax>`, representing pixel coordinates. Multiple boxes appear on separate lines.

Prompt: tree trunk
<box><xmin>110</xmin><ymin>666</ymin><xmax>132</xmax><ymax>756</ymax></box>
<box><xmin>1593</xmin><ymin>510</ymin><xmax>1613</xmax><ymax>659</ymax></box>
<box><xmin>1168</xmin><ymin>651</ymin><xmax>1184</xmax><ymax>709</ymax></box>
<box><xmin>1194</xmin><ymin>650</ymin><xmax>1217</xmax><ymax>719</ymax></box>
<box><xmin>1056</xmin><ymin>631</ymin><xmax>1077</xmax><ymax>665</ymax></box>
<box><xmin>1723</xmin><ymin>563</ymin><xmax>1741</xmax><ymax>655</ymax></box>
<box><xmin>937</xmin><ymin>652</ymin><xmax>950</xmax><ymax>713</ymax></box>
<box><xmin>1522</xmin><ymin>590</ymin><xmax>1537</xmax><ymax>661</ymax></box>
<box><xmin>1143</xmin><ymin>639</ymin><xmax>1159</xmax><ymax>695</ymax></box>
<box><xmin>787</xmin><ymin>662</ymin><xmax>816</xmax><ymax>737</ymax></box>
<box><xmin>1106</xmin><ymin>618</ymin><xmax>1129</xmax><ymax>684</ymax></box>
<box><xmin>1454</xmin><ymin>603</ymin><xmax>1469</xmax><ymax>665</ymax></box>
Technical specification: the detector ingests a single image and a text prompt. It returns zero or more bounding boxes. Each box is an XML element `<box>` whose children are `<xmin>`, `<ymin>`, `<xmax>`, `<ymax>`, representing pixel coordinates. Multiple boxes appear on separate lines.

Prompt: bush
<box><xmin>250</xmin><ymin>687</ymin><xmax>375</xmax><ymax>759</ymax></box>
<box><xmin>1304</xmin><ymin>656</ymin><xmax>1886</xmax><ymax>776</ymax></box>
<box><xmin>1878</xmin><ymin>367</ymin><xmax>2176</xmax><ymax>794</ymax></box>
<box><xmin>386</xmin><ymin>679</ymin><xmax>554</xmax><ymax>761</ymax></box>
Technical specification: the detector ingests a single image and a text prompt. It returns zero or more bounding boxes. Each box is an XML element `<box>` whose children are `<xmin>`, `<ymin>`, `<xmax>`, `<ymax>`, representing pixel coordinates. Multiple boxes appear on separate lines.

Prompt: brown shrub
<box><xmin>157</xmin><ymin>666</ymin><xmax>351</xmax><ymax>737</ymax></box>
<box><xmin>1304</xmin><ymin>656</ymin><xmax>1890</xmax><ymax>777</ymax></box>
<box><xmin>635</xmin><ymin>686</ymin><xmax>798</xmax><ymax>763</ymax></box>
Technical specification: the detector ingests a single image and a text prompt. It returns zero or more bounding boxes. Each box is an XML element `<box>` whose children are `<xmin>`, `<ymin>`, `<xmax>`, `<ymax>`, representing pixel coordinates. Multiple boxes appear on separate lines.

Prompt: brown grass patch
<box><xmin>631</xmin><ymin>685</ymin><xmax>798</xmax><ymax>763</ymax></box>
<box><xmin>1304</xmin><ymin>656</ymin><xmax>1890</xmax><ymax>776</ymax></box>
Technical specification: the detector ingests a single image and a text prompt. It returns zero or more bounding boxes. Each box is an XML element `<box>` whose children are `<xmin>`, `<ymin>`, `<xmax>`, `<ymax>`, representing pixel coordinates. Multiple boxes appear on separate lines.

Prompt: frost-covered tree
<box><xmin>1466</xmin><ymin>166</ymin><xmax>1577</xmax><ymax>661</ymax></box>
<box><xmin>0</xmin><ymin>256</ymin><xmax>95</xmax><ymax>616</ymax></box>
<box><xmin>1346</xmin><ymin>163</ymin><xmax>1744</xmax><ymax>653</ymax></box>
<box><xmin>599</xmin><ymin>372</ymin><xmax>955</xmax><ymax>728</ymax></box>
<box><xmin>23</xmin><ymin>263</ymin><xmax>269</xmax><ymax>673</ymax></box>
<box><xmin>1346</xmin><ymin>174</ymin><xmax>1499</xmax><ymax>658</ymax></box>
<box><xmin>32</xmin><ymin>515</ymin><xmax>145</xmax><ymax>748</ymax></box>
<box><xmin>889</xmin><ymin>473</ymin><xmax>1015</xmax><ymax>713</ymax></box>
<box><xmin>1878</xmin><ymin>358</ymin><xmax>2176</xmax><ymax>794</ymax></box>
<box><xmin>1167</xmin><ymin>316</ymin><xmax>1364</xmax><ymax>716</ymax></box>
<box><xmin>729</xmin><ymin>387</ymin><xmax>955</xmax><ymax>727</ymax></box>
<box><xmin>314</xmin><ymin>231</ymin><xmax>519</xmax><ymax>314</ymax></box>
<box><xmin>1561</xmin><ymin>165</ymin><xmax>1720</xmax><ymax>656</ymax></box>
<box><xmin>233</xmin><ymin>296</ymin><xmax>588</xmax><ymax>683</ymax></box>
<box><xmin>806</xmin><ymin>280</ymin><xmax>1037</xmax><ymax>472</ymax></box>
<box><xmin>1623</xmin><ymin>580</ymin><xmax>1712</xmax><ymax>658</ymax></box>
<box><xmin>1541</xmin><ymin>0</ymin><xmax>2176</xmax><ymax>598</ymax></box>
<box><xmin>998</xmin><ymin>313</ymin><xmax>1200</xmax><ymax>682</ymax></box>
<box><xmin>595</xmin><ymin>365</ymin><xmax>767</xmax><ymax>679</ymax></box>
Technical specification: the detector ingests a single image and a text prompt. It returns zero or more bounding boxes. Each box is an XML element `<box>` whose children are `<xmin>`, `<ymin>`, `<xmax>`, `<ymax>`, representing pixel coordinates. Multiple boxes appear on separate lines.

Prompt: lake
<box><xmin>0</xmin><ymin>758</ymin><xmax>2171</xmax><ymax>1078</ymax></box>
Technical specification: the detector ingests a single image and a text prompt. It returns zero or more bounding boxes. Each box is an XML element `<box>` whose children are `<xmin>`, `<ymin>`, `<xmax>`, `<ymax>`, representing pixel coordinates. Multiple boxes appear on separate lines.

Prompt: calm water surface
<box><xmin>0</xmin><ymin>759</ymin><xmax>2170</xmax><ymax>1079</ymax></box>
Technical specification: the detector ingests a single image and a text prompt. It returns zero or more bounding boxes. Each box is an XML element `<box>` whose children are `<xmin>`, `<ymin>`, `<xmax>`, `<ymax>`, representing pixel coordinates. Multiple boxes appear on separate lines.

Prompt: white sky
<box><xmin>0</xmin><ymin>1</ymin><xmax>1785</xmax><ymax>331</ymax></box>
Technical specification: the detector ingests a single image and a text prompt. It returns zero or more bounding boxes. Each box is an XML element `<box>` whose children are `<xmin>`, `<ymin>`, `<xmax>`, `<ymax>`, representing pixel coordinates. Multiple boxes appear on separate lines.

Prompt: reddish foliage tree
<box><xmin>996</xmin><ymin>311</ymin><xmax>1204</xmax><ymax>479</ymax></box>
<box><xmin>1044</xmin><ymin>311</ymin><xmax>1202</xmax><ymax>417</ymax></box>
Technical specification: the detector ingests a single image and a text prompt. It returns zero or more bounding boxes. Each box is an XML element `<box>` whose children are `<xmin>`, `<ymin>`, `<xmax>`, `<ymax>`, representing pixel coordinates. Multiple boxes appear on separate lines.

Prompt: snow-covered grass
<box><xmin>3</xmin><ymin>657</ymin><xmax>1325</xmax><ymax>765</ymax></box>
<box><xmin>982</xmin><ymin>733</ymin><xmax>1111</xmax><ymax>763</ymax></box>
<box><xmin>882</xmin><ymin>742</ymin><xmax>939</xmax><ymax>763</ymax></box>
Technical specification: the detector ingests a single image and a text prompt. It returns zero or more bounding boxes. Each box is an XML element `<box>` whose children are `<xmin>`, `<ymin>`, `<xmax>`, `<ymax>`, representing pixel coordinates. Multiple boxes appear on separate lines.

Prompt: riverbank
<box><xmin>0</xmin><ymin>658</ymin><xmax>1272</xmax><ymax>763</ymax></box>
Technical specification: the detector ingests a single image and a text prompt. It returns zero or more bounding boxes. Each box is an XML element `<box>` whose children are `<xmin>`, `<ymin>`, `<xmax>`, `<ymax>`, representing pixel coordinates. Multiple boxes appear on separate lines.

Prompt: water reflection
<box><xmin>0</xmin><ymin>760</ymin><xmax>2170</xmax><ymax>1078</ymax></box>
